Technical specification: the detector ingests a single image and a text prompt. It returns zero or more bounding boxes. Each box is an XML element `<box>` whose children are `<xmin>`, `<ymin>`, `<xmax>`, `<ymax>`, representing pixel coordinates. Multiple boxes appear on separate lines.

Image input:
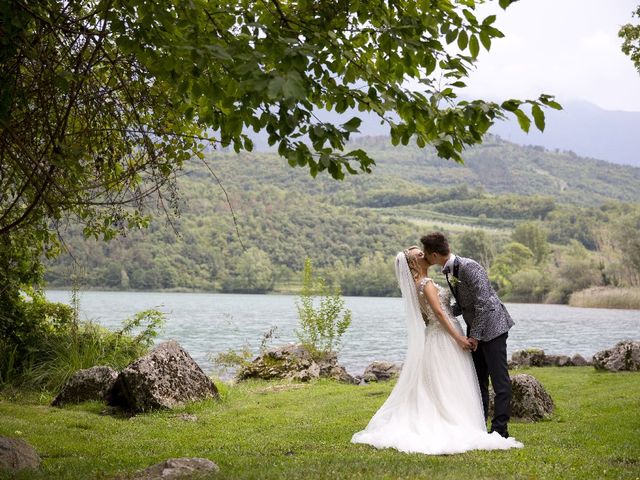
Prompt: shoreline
<box><xmin>44</xmin><ymin>287</ymin><xmax>640</xmax><ymax>310</ymax></box>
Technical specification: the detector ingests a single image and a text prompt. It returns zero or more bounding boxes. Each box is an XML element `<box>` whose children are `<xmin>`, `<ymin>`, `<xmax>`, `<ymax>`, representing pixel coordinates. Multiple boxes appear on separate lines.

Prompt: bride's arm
<box><xmin>423</xmin><ymin>281</ymin><xmax>472</xmax><ymax>350</ymax></box>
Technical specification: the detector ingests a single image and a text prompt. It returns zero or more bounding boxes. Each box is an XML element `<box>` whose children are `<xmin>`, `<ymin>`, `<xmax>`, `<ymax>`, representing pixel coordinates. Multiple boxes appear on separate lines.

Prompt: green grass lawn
<box><xmin>1</xmin><ymin>367</ymin><xmax>639</xmax><ymax>479</ymax></box>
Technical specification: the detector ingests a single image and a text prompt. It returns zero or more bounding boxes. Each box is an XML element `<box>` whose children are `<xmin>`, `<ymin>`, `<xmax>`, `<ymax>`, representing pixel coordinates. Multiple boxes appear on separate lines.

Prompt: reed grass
<box><xmin>569</xmin><ymin>287</ymin><xmax>640</xmax><ymax>310</ymax></box>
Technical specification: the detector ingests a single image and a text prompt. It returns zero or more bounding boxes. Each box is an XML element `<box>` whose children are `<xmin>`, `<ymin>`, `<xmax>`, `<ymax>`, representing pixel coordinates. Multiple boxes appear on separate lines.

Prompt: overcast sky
<box><xmin>462</xmin><ymin>0</ymin><xmax>640</xmax><ymax>112</ymax></box>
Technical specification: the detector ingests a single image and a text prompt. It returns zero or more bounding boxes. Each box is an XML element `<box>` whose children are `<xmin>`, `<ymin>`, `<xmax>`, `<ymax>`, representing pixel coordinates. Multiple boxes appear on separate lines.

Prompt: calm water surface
<box><xmin>46</xmin><ymin>290</ymin><xmax>640</xmax><ymax>376</ymax></box>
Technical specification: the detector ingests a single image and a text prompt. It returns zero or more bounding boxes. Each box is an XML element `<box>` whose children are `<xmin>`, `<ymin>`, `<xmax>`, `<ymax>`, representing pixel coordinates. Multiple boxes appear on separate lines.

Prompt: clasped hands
<box><xmin>458</xmin><ymin>336</ymin><xmax>478</xmax><ymax>352</ymax></box>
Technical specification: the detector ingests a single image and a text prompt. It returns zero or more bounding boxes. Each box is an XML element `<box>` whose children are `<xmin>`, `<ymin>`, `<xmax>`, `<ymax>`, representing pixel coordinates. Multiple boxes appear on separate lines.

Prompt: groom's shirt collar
<box><xmin>443</xmin><ymin>254</ymin><xmax>456</xmax><ymax>274</ymax></box>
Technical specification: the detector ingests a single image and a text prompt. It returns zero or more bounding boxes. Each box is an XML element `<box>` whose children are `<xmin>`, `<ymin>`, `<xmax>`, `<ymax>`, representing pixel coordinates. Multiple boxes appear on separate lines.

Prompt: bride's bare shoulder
<box><xmin>416</xmin><ymin>276</ymin><xmax>434</xmax><ymax>291</ymax></box>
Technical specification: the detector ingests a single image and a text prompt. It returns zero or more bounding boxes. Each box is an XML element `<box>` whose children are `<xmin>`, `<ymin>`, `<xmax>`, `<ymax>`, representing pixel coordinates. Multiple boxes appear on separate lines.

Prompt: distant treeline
<box><xmin>45</xmin><ymin>144</ymin><xmax>640</xmax><ymax>302</ymax></box>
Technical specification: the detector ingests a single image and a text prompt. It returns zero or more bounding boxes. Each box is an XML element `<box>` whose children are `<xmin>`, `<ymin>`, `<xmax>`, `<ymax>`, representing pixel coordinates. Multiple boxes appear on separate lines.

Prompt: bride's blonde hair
<box><xmin>402</xmin><ymin>246</ymin><xmax>421</xmax><ymax>280</ymax></box>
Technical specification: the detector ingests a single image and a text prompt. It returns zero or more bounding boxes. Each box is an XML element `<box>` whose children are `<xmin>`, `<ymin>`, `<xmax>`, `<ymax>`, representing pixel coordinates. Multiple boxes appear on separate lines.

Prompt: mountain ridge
<box><xmin>251</xmin><ymin>100</ymin><xmax>640</xmax><ymax>168</ymax></box>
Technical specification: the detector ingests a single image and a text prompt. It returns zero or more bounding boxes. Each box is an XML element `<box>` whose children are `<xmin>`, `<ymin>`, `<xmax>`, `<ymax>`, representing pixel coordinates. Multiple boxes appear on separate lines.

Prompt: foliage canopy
<box><xmin>620</xmin><ymin>5</ymin><xmax>640</xmax><ymax>73</ymax></box>
<box><xmin>0</xmin><ymin>0</ymin><xmax>560</xmax><ymax>241</ymax></box>
<box><xmin>0</xmin><ymin>0</ymin><xmax>560</xmax><ymax>356</ymax></box>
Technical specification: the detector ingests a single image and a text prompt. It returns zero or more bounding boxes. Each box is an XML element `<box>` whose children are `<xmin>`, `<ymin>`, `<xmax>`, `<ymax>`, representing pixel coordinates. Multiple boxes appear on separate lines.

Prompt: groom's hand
<box><xmin>468</xmin><ymin>338</ymin><xmax>479</xmax><ymax>352</ymax></box>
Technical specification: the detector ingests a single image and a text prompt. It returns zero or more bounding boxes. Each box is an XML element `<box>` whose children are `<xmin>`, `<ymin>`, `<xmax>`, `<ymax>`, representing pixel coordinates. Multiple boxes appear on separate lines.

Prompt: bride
<box><xmin>351</xmin><ymin>247</ymin><xmax>522</xmax><ymax>454</ymax></box>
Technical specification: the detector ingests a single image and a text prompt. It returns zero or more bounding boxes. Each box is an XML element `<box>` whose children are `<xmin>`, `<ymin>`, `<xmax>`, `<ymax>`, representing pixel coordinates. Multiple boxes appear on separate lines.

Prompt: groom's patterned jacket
<box><xmin>445</xmin><ymin>256</ymin><xmax>514</xmax><ymax>342</ymax></box>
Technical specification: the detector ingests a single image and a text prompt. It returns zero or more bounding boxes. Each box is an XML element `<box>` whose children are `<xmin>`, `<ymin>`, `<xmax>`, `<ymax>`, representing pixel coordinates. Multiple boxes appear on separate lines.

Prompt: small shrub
<box><xmin>2</xmin><ymin>302</ymin><xmax>165</xmax><ymax>392</ymax></box>
<box><xmin>210</xmin><ymin>326</ymin><xmax>279</xmax><ymax>377</ymax></box>
<box><xmin>295</xmin><ymin>258</ymin><xmax>352</xmax><ymax>357</ymax></box>
<box><xmin>117</xmin><ymin>308</ymin><xmax>165</xmax><ymax>349</ymax></box>
<box><xmin>0</xmin><ymin>289</ymin><xmax>75</xmax><ymax>385</ymax></box>
<box><xmin>211</xmin><ymin>344</ymin><xmax>254</xmax><ymax>377</ymax></box>
<box><xmin>0</xmin><ymin>339</ymin><xmax>20</xmax><ymax>385</ymax></box>
<box><xmin>22</xmin><ymin>309</ymin><xmax>164</xmax><ymax>392</ymax></box>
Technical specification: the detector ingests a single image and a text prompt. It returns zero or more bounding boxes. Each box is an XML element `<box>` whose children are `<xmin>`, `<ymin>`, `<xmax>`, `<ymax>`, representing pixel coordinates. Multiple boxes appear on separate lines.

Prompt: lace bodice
<box><xmin>416</xmin><ymin>277</ymin><xmax>454</xmax><ymax>327</ymax></box>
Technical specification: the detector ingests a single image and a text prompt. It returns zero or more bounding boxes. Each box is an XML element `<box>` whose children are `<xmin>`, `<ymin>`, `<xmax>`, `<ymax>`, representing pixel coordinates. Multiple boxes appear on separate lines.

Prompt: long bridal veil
<box><xmin>368</xmin><ymin>252</ymin><xmax>430</xmax><ymax>418</ymax></box>
<box><xmin>351</xmin><ymin>252</ymin><xmax>523</xmax><ymax>454</ymax></box>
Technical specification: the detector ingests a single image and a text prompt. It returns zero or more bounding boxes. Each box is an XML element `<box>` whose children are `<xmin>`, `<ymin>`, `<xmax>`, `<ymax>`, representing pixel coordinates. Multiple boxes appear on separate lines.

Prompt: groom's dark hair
<box><xmin>420</xmin><ymin>232</ymin><xmax>450</xmax><ymax>256</ymax></box>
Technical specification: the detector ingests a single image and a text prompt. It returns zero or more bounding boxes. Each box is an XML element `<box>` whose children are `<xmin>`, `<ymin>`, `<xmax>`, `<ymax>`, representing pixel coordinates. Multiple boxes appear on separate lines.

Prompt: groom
<box><xmin>420</xmin><ymin>232</ymin><xmax>514</xmax><ymax>438</ymax></box>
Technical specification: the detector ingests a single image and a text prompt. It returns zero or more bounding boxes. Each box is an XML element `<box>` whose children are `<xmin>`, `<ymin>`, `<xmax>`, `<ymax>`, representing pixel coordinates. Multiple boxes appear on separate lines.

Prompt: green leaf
<box><xmin>457</xmin><ymin>30</ymin><xmax>468</xmax><ymax>50</ymax></box>
<box><xmin>282</xmin><ymin>73</ymin><xmax>306</xmax><ymax>99</ymax></box>
<box><xmin>462</xmin><ymin>9</ymin><xmax>477</xmax><ymax>25</ymax></box>
<box><xmin>445</xmin><ymin>29</ymin><xmax>457</xmax><ymax>44</ymax></box>
<box><xmin>514</xmin><ymin>109</ymin><xmax>531</xmax><ymax>133</ymax></box>
<box><xmin>207</xmin><ymin>44</ymin><xmax>233</xmax><ymax>61</ymax></box>
<box><xmin>482</xmin><ymin>15</ymin><xmax>497</xmax><ymax>26</ymax></box>
<box><xmin>479</xmin><ymin>31</ymin><xmax>491</xmax><ymax>50</ymax></box>
<box><xmin>342</xmin><ymin>117</ymin><xmax>362</xmax><ymax>132</ymax></box>
<box><xmin>501</xmin><ymin>99</ymin><xmax>521</xmax><ymax>112</ymax></box>
<box><xmin>540</xmin><ymin>96</ymin><xmax>563</xmax><ymax>110</ymax></box>
<box><xmin>268</xmin><ymin>76</ymin><xmax>285</xmax><ymax>99</ymax></box>
<box><xmin>531</xmin><ymin>104</ymin><xmax>545</xmax><ymax>132</ymax></box>
<box><xmin>469</xmin><ymin>35</ymin><xmax>480</xmax><ymax>58</ymax></box>
<box><xmin>488</xmin><ymin>26</ymin><xmax>505</xmax><ymax>38</ymax></box>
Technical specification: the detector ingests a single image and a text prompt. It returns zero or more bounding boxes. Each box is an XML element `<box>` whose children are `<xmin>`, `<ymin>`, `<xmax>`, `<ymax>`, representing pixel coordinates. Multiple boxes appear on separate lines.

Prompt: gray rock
<box><xmin>489</xmin><ymin>373</ymin><xmax>554</xmax><ymax>422</ymax></box>
<box><xmin>511</xmin><ymin>350</ymin><xmax>594</xmax><ymax>368</ymax></box>
<box><xmin>325</xmin><ymin>365</ymin><xmax>357</xmax><ymax>384</ymax></box>
<box><xmin>0</xmin><ymin>437</ymin><xmax>41</xmax><ymax>471</ymax></box>
<box><xmin>52</xmin><ymin>366</ymin><xmax>118</xmax><ymax>406</ymax></box>
<box><xmin>131</xmin><ymin>458</ymin><xmax>218</xmax><ymax>479</ymax></box>
<box><xmin>511</xmin><ymin>373</ymin><xmax>554</xmax><ymax>421</ymax></box>
<box><xmin>547</xmin><ymin>355</ymin><xmax>572</xmax><ymax>367</ymax></box>
<box><xmin>511</xmin><ymin>349</ymin><xmax>547</xmax><ymax>367</ymax></box>
<box><xmin>593</xmin><ymin>340</ymin><xmax>640</xmax><ymax>372</ymax></box>
<box><xmin>107</xmin><ymin>341</ymin><xmax>218</xmax><ymax>412</ymax></box>
<box><xmin>287</xmin><ymin>361</ymin><xmax>320</xmax><ymax>382</ymax></box>
<box><xmin>238</xmin><ymin>344</ymin><xmax>356</xmax><ymax>383</ymax></box>
<box><xmin>362</xmin><ymin>361</ymin><xmax>401</xmax><ymax>382</ymax></box>
<box><xmin>571</xmin><ymin>354</ymin><xmax>590</xmax><ymax>366</ymax></box>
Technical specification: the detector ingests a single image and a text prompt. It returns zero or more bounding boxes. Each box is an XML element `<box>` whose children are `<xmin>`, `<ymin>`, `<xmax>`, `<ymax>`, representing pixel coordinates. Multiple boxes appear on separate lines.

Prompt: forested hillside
<box><xmin>46</xmin><ymin>137</ymin><xmax>640</xmax><ymax>301</ymax></box>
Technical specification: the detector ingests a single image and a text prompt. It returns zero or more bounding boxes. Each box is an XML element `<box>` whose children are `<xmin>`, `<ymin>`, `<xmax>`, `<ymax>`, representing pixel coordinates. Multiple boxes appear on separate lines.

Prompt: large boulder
<box><xmin>362</xmin><ymin>361</ymin><xmax>401</xmax><ymax>383</ymax></box>
<box><xmin>511</xmin><ymin>374</ymin><xmax>554</xmax><ymax>421</ymax></box>
<box><xmin>52</xmin><ymin>366</ymin><xmax>118</xmax><ymax>406</ymax></box>
<box><xmin>593</xmin><ymin>340</ymin><xmax>640</xmax><ymax>371</ymax></box>
<box><xmin>107</xmin><ymin>341</ymin><xmax>218</xmax><ymax>412</ymax></box>
<box><xmin>237</xmin><ymin>344</ymin><xmax>356</xmax><ymax>383</ymax></box>
<box><xmin>0</xmin><ymin>437</ymin><xmax>41</xmax><ymax>472</ymax></box>
<box><xmin>130</xmin><ymin>458</ymin><xmax>219</xmax><ymax>479</ymax></box>
<box><xmin>489</xmin><ymin>374</ymin><xmax>554</xmax><ymax>422</ymax></box>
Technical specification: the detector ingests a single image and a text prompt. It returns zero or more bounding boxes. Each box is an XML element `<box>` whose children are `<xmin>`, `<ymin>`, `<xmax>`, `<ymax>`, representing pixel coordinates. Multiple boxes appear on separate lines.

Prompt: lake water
<box><xmin>46</xmin><ymin>290</ymin><xmax>640</xmax><ymax>376</ymax></box>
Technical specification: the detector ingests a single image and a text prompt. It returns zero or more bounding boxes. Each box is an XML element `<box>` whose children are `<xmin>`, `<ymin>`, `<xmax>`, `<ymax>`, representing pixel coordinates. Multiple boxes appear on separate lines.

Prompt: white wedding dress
<box><xmin>351</xmin><ymin>253</ymin><xmax>523</xmax><ymax>455</ymax></box>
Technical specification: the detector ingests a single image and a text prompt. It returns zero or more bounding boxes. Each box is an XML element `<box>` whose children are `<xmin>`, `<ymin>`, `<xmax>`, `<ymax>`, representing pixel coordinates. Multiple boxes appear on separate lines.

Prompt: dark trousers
<box><xmin>471</xmin><ymin>332</ymin><xmax>511</xmax><ymax>435</ymax></box>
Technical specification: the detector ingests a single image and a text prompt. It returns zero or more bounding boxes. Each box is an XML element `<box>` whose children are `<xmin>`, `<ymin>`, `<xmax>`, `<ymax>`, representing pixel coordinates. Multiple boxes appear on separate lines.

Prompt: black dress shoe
<box><xmin>490</xmin><ymin>428</ymin><xmax>510</xmax><ymax>438</ymax></box>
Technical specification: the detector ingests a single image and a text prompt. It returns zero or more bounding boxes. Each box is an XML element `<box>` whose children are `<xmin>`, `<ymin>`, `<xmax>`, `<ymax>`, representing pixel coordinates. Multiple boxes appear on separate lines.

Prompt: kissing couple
<box><xmin>352</xmin><ymin>232</ymin><xmax>522</xmax><ymax>455</ymax></box>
